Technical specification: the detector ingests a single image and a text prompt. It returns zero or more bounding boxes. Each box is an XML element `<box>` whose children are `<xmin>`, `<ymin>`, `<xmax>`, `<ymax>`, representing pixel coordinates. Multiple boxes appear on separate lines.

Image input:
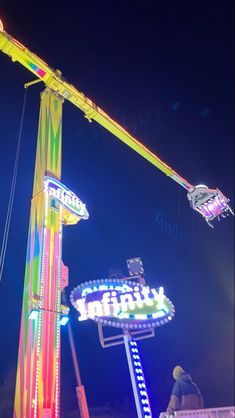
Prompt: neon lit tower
<box><xmin>13</xmin><ymin>88</ymin><xmax>88</xmax><ymax>418</ymax></box>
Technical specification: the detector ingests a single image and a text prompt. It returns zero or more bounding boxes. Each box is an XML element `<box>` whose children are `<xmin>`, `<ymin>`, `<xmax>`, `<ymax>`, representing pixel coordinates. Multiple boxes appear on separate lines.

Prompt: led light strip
<box><xmin>124</xmin><ymin>337</ymin><xmax>152</xmax><ymax>418</ymax></box>
<box><xmin>34</xmin><ymin>194</ymin><xmax>49</xmax><ymax>418</ymax></box>
<box><xmin>55</xmin><ymin>205</ymin><xmax>63</xmax><ymax>418</ymax></box>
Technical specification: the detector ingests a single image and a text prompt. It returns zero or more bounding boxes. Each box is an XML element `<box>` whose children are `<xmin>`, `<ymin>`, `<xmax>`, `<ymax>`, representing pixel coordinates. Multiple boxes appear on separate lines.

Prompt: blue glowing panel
<box><xmin>59</xmin><ymin>316</ymin><xmax>69</xmax><ymax>326</ymax></box>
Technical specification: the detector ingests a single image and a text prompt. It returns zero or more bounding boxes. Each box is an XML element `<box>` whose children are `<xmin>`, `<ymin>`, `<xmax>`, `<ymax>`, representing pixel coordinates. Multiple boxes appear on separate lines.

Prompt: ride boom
<box><xmin>0</xmin><ymin>19</ymin><xmax>233</xmax><ymax>225</ymax></box>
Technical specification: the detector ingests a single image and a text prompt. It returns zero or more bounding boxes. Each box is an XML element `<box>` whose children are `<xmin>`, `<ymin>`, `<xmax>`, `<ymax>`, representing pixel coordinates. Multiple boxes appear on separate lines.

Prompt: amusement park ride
<box><xmin>0</xmin><ymin>17</ymin><xmax>233</xmax><ymax>418</ymax></box>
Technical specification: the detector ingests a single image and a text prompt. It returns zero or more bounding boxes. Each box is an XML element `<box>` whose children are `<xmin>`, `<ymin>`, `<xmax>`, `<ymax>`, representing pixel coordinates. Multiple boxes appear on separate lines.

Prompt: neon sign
<box><xmin>70</xmin><ymin>279</ymin><xmax>175</xmax><ymax>329</ymax></box>
<box><xmin>44</xmin><ymin>176</ymin><xmax>89</xmax><ymax>220</ymax></box>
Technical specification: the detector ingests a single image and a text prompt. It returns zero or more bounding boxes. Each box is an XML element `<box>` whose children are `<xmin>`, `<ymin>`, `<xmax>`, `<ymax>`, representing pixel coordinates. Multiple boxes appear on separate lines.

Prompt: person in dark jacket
<box><xmin>166</xmin><ymin>365</ymin><xmax>204</xmax><ymax>415</ymax></box>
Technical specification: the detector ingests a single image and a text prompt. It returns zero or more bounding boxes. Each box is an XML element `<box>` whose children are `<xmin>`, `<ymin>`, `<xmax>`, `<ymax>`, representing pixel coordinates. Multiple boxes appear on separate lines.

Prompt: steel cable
<box><xmin>0</xmin><ymin>88</ymin><xmax>28</xmax><ymax>282</ymax></box>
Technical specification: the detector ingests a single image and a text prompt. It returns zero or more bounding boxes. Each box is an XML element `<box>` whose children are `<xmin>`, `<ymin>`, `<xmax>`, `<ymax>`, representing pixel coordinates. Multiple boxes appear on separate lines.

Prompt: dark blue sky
<box><xmin>0</xmin><ymin>1</ymin><xmax>234</xmax><ymax>417</ymax></box>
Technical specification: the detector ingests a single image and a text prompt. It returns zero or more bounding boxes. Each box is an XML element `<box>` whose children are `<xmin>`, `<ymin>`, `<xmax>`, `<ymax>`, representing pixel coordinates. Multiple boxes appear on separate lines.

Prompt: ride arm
<box><xmin>0</xmin><ymin>22</ymin><xmax>233</xmax><ymax>226</ymax></box>
<box><xmin>0</xmin><ymin>26</ymin><xmax>191</xmax><ymax>191</ymax></box>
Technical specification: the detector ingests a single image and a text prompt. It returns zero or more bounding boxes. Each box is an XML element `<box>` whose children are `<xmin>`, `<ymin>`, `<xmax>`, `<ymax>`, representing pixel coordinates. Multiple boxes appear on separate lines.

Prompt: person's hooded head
<box><xmin>173</xmin><ymin>365</ymin><xmax>184</xmax><ymax>380</ymax></box>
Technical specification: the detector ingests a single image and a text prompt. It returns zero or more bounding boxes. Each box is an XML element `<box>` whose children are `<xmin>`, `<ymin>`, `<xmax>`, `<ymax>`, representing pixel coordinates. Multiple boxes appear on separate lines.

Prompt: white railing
<box><xmin>160</xmin><ymin>407</ymin><xmax>235</xmax><ymax>418</ymax></box>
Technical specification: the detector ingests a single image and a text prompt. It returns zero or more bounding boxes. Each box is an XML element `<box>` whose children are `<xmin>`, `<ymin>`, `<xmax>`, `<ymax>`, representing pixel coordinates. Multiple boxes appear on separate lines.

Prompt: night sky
<box><xmin>0</xmin><ymin>1</ymin><xmax>234</xmax><ymax>417</ymax></box>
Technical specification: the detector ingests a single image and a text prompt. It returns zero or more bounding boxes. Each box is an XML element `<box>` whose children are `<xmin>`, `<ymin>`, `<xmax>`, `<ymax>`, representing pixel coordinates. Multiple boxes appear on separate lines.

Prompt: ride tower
<box><xmin>14</xmin><ymin>87</ymin><xmax>88</xmax><ymax>418</ymax></box>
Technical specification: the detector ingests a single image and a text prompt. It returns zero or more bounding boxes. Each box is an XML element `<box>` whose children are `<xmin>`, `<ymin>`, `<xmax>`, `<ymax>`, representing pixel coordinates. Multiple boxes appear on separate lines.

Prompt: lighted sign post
<box><xmin>71</xmin><ymin>276</ymin><xmax>175</xmax><ymax>418</ymax></box>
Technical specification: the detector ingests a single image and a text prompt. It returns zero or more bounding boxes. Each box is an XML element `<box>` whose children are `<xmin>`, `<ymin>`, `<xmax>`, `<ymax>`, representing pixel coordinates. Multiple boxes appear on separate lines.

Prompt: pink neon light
<box><xmin>37</xmin><ymin>68</ymin><xmax>46</xmax><ymax>77</ymax></box>
<box><xmin>200</xmin><ymin>195</ymin><xmax>228</xmax><ymax>219</ymax></box>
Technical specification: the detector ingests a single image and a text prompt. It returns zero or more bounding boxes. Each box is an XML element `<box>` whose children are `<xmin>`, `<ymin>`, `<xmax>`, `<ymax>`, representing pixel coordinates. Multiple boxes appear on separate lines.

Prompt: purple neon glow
<box><xmin>199</xmin><ymin>194</ymin><xmax>228</xmax><ymax>219</ymax></box>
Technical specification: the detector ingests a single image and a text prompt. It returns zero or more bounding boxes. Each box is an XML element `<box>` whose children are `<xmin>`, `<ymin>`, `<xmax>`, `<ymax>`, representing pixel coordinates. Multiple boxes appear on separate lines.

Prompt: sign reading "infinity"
<box><xmin>70</xmin><ymin>279</ymin><xmax>175</xmax><ymax>330</ymax></box>
<box><xmin>44</xmin><ymin>176</ymin><xmax>89</xmax><ymax>220</ymax></box>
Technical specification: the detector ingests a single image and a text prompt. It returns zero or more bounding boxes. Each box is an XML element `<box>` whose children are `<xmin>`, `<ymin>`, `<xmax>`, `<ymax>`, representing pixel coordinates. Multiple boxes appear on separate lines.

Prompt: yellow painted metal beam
<box><xmin>0</xmin><ymin>26</ymin><xmax>191</xmax><ymax>189</ymax></box>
